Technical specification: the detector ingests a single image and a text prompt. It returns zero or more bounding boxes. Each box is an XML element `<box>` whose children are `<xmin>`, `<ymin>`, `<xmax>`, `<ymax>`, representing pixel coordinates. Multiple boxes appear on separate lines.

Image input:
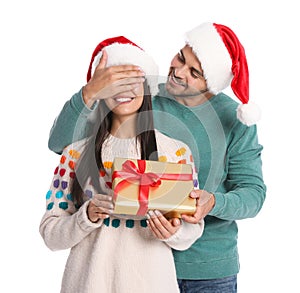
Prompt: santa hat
<box><xmin>87</xmin><ymin>36</ymin><xmax>158</xmax><ymax>96</ymax></box>
<box><xmin>185</xmin><ymin>22</ymin><xmax>260</xmax><ymax>126</ymax></box>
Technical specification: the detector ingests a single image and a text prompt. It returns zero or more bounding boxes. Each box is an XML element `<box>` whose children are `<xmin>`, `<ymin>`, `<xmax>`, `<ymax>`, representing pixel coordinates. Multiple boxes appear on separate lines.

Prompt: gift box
<box><xmin>111</xmin><ymin>157</ymin><xmax>196</xmax><ymax>218</ymax></box>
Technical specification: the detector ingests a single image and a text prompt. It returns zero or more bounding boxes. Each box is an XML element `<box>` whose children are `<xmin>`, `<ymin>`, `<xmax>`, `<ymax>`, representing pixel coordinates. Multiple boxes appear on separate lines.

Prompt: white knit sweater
<box><xmin>40</xmin><ymin>130</ymin><xmax>204</xmax><ymax>293</ymax></box>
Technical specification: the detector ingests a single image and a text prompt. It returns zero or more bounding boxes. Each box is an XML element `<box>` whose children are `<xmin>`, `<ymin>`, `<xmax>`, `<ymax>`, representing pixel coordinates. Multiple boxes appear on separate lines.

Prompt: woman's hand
<box><xmin>87</xmin><ymin>192</ymin><xmax>114</xmax><ymax>223</ymax></box>
<box><xmin>147</xmin><ymin>210</ymin><xmax>181</xmax><ymax>239</ymax></box>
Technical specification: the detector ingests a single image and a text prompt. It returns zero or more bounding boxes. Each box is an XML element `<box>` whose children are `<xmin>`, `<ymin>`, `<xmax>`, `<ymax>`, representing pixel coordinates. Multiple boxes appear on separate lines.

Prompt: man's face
<box><xmin>166</xmin><ymin>45</ymin><xmax>208</xmax><ymax>98</ymax></box>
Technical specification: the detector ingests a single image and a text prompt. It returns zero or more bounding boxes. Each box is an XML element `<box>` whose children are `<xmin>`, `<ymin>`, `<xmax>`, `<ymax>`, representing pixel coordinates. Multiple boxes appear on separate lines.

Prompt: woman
<box><xmin>40</xmin><ymin>36</ymin><xmax>204</xmax><ymax>293</ymax></box>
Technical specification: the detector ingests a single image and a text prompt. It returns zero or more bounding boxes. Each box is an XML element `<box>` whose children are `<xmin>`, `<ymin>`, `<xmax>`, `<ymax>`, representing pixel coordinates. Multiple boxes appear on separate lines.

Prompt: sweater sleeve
<box><xmin>39</xmin><ymin>144</ymin><xmax>103</xmax><ymax>251</ymax></box>
<box><xmin>48</xmin><ymin>88</ymin><xmax>95</xmax><ymax>154</ymax></box>
<box><xmin>163</xmin><ymin>219</ymin><xmax>204</xmax><ymax>251</ymax></box>
<box><xmin>209</xmin><ymin>124</ymin><xmax>266</xmax><ymax>220</ymax></box>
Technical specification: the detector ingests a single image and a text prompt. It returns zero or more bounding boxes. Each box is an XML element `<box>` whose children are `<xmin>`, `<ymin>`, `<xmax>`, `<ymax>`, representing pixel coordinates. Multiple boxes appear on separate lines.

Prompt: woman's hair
<box><xmin>71</xmin><ymin>80</ymin><xmax>158</xmax><ymax>207</ymax></box>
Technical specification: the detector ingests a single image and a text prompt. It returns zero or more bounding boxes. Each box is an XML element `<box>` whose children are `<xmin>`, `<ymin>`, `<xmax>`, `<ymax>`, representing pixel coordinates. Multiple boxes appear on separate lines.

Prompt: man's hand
<box><xmin>83</xmin><ymin>50</ymin><xmax>145</xmax><ymax>107</ymax></box>
<box><xmin>181</xmin><ymin>190</ymin><xmax>215</xmax><ymax>224</ymax></box>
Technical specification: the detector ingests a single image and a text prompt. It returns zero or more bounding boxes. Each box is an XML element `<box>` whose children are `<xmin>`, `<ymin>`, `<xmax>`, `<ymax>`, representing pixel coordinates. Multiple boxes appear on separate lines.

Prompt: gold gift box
<box><xmin>111</xmin><ymin>157</ymin><xmax>196</xmax><ymax>218</ymax></box>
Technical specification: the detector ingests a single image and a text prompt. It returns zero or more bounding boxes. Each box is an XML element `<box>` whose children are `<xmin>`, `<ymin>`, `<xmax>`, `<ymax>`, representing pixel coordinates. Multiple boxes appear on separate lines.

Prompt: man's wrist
<box><xmin>209</xmin><ymin>193</ymin><xmax>216</xmax><ymax>211</ymax></box>
<box><xmin>82</xmin><ymin>84</ymin><xmax>95</xmax><ymax>108</ymax></box>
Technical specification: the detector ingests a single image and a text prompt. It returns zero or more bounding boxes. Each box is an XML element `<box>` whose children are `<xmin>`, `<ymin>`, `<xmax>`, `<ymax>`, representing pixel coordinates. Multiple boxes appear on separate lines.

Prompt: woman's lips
<box><xmin>114</xmin><ymin>97</ymin><xmax>134</xmax><ymax>103</ymax></box>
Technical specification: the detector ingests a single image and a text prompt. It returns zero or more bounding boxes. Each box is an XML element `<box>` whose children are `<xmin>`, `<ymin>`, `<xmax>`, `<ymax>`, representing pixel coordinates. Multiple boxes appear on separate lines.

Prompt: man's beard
<box><xmin>166</xmin><ymin>67</ymin><xmax>208</xmax><ymax>98</ymax></box>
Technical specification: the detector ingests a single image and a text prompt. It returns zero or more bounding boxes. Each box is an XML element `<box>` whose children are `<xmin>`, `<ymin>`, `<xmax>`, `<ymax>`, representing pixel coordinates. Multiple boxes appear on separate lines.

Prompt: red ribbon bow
<box><xmin>112</xmin><ymin>159</ymin><xmax>192</xmax><ymax>215</ymax></box>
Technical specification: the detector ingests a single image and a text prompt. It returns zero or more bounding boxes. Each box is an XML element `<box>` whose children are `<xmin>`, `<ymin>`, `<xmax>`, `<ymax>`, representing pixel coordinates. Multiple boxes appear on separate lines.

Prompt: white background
<box><xmin>0</xmin><ymin>0</ymin><xmax>299</xmax><ymax>292</ymax></box>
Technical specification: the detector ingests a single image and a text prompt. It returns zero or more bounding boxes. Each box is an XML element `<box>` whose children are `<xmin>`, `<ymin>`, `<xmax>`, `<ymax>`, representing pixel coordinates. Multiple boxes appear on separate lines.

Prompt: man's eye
<box><xmin>177</xmin><ymin>54</ymin><xmax>184</xmax><ymax>63</ymax></box>
<box><xmin>191</xmin><ymin>71</ymin><xmax>201</xmax><ymax>79</ymax></box>
<box><xmin>191</xmin><ymin>70</ymin><xmax>204</xmax><ymax>79</ymax></box>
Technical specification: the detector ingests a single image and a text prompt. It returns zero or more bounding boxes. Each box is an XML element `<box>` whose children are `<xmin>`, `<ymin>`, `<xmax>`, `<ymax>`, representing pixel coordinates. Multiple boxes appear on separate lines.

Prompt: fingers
<box><xmin>182</xmin><ymin>189</ymin><xmax>214</xmax><ymax>224</ymax></box>
<box><xmin>95</xmin><ymin>62</ymin><xmax>145</xmax><ymax>78</ymax></box>
<box><xmin>147</xmin><ymin>210</ymin><xmax>180</xmax><ymax>239</ymax></box>
<box><xmin>92</xmin><ymin>193</ymin><xmax>112</xmax><ymax>205</ymax></box>
<box><xmin>111</xmin><ymin>76</ymin><xmax>145</xmax><ymax>88</ymax></box>
<box><xmin>112</xmin><ymin>64</ymin><xmax>145</xmax><ymax>75</ymax></box>
<box><xmin>189</xmin><ymin>190</ymin><xmax>213</xmax><ymax>205</ymax></box>
<box><xmin>92</xmin><ymin>76</ymin><xmax>145</xmax><ymax>101</ymax></box>
<box><xmin>181</xmin><ymin>201</ymin><xmax>203</xmax><ymax>224</ymax></box>
<box><xmin>181</xmin><ymin>213</ymin><xmax>200</xmax><ymax>224</ymax></box>
<box><xmin>189</xmin><ymin>189</ymin><xmax>200</xmax><ymax>199</ymax></box>
<box><xmin>198</xmin><ymin>191</ymin><xmax>213</xmax><ymax>206</ymax></box>
<box><xmin>97</xmin><ymin>49</ymin><xmax>108</xmax><ymax>69</ymax></box>
<box><xmin>91</xmin><ymin>207</ymin><xmax>110</xmax><ymax>220</ymax></box>
<box><xmin>92</xmin><ymin>194</ymin><xmax>114</xmax><ymax>209</ymax></box>
<box><xmin>169</xmin><ymin>218</ymin><xmax>181</xmax><ymax>227</ymax></box>
<box><xmin>90</xmin><ymin>193</ymin><xmax>114</xmax><ymax>215</ymax></box>
<box><xmin>87</xmin><ymin>192</ymin><xmax>115</xmax><ymax>223</ymax></box>
<box><xmin>87</xmin><ymin>201</ymin><xmax>109</xmax><ymax>223</ymax></box>
<box><xmin>86</xmin><ymin>63</ymin><xmax>146</xmax><ymax>102</ymax></box>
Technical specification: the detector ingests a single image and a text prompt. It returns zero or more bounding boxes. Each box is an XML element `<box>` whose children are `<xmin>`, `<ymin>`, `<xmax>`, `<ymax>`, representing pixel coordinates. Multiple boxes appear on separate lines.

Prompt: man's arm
<box><xmin>209</xmin><ymin>124</ymin><xmax>266</xmax><ymax>220</ymax></box>
<box><xmin>48</xmin><ymin>89</ymin><xmax>94</xmax><ymax>154</ymax></box>
<box><xmin>48</xmin><ymin>50</ymin><xmax>145</xmax><ymax>154</ymax></box>
<box><xmin>183</xmin><ymin>124</ymin><xmax>266</xmax><ymax>223</ymax></box>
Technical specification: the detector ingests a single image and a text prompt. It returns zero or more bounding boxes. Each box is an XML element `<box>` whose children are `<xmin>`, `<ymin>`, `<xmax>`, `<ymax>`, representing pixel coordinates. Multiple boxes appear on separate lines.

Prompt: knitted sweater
<box><xmin>48</xmin><ymin>86</ymin><xmax>266</xmax><ymax>280</ymax></box>
<box><xmin>152</xmin><ymin>85</ymin><xmax>266</xmax><ymax>279</ymax></box>
<box><xmin>40</xmin><ymin>130</ymin><xmax>204</xmax><ymax>293</ymax></box>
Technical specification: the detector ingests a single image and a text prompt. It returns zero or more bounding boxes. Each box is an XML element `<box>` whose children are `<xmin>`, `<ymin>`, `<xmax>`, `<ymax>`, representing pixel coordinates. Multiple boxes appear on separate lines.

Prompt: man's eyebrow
<box><xmin>181</xmin><ymin>49</ymin><xmax>203</xmax><ymax>77</ymax></box>
<box><xmin>179</xmin><ymin>50</ymin><xmax>186</xmax><ymax>62</ymax></box>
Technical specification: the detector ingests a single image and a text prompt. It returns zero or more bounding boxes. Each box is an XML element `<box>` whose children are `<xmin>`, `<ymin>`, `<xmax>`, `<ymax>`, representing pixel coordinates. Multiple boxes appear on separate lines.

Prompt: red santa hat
<box><xmin>185</xmin><ymin>22</ymin><xmax>260</xmax><ymax>126</ymax></box>
<box><xmin>87</xmin><ymin>36</ymin><xmax>159</xmax><ymax>96</ymax></box>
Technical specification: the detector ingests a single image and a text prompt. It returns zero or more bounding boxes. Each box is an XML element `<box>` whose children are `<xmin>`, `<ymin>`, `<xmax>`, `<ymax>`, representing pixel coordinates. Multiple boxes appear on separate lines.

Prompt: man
<box><xmin>48</xmin><ymin>23</ymin><xmax>266</xmax><ymax>292</ymax></box>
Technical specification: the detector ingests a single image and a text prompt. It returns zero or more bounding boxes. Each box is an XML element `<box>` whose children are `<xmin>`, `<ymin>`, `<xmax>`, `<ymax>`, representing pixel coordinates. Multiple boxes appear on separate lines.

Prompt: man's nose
<box><xmin>174</xmin><ymin>64</ymin><xmax>189</xmax><ymax>78</ymax></box>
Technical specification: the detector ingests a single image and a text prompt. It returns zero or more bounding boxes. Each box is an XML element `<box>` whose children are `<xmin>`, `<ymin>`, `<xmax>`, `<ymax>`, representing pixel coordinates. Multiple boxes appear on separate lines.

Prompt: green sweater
<box><xmin>48</xmin><ymin>86</ymin><xmax>266</xmax><ymax>279</ymax></box>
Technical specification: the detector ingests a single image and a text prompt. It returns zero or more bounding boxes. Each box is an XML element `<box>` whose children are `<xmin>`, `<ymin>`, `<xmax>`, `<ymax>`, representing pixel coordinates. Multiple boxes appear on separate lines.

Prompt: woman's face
<box><xmin>104</xmin><ymin>82</ymin><xmax>144</xmax><ymax>119</ymax></box>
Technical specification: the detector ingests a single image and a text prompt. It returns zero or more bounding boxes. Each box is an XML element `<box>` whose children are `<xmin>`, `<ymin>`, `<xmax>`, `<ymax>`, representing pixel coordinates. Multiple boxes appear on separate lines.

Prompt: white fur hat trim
<box><xmin>91</xmin><ymin>43</ymin><xmax>159</xmax><ymax>96</ymax></box>
<box><xmin>185</xmin><ymin>22</ymin><xmax>233</xmax><ymax>94</ymax></box>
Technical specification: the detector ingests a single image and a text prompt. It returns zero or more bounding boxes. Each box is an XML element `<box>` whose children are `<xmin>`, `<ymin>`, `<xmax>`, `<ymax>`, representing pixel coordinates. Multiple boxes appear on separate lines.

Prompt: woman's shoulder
<box><xmin>61</xmin><ymin>138</ymin><xmax>91</xmax><ymax>160</ymax></box>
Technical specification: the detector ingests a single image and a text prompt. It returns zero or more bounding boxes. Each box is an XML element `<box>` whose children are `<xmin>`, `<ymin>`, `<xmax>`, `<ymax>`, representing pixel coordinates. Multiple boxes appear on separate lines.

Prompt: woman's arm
<box><xmin>39</xmin><ymin>143</ymin><xmax>102</xmax><ymax>250</ymax></box>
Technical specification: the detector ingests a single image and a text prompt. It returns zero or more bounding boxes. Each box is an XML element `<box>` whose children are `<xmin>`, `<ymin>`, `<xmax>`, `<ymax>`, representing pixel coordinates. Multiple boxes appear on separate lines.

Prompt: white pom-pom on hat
<box><xmin>237</xmin><ymin>102</ymin><xmax>261</xmax><ymax>127</ymax></box>
<box><xmin>185</xmin><ymin>22</ymin><xmax>261</xmax><ymax>126</ymax></box>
